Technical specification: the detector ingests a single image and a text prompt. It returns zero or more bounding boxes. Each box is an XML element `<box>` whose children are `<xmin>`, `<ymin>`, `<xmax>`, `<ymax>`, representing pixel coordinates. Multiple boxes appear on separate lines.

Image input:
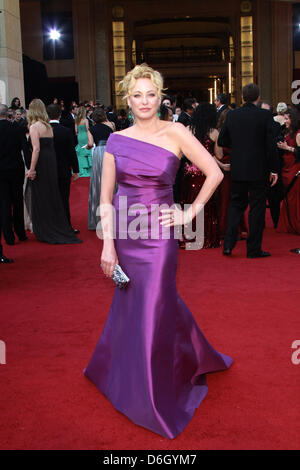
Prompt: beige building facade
<box><xmin>0</xmin><ymin>0</ymin><xmax>297</xmax><ymax>108</ymax></box>
<box><xmin>0</xmin><ymin>0</ymin><xmax>25</xmax><ymax>105</ymax></box>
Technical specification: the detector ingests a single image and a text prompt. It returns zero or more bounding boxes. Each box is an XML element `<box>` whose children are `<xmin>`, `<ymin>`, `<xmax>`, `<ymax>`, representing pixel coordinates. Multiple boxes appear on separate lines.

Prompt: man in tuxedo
<box><xmin>60</xmin><ymin>104</ymin><xmax>78</xmax><ymax>146</ymax></box>
<box><xmin>47</xmin><ymin>104</ymin><xmax>80</xmax><ymax>233</ymax></box>
<box><xmin>218</xmin><ymin>84</ymin><xmax>279</xmax><ymax>258</ymax></box>
<box><xmin>0</xmin><ymin>104</ymin><xmax>30</xmax><ymax>253</ymax></box>
<box><xmin>177</xmin><ymin>98</ymin><xmax>195</xmax><ymax>127</ymax></box>
<box><xmin>215</xmin><ymin>93</ymin><xmax>229</xmax><ymax>121</ymax></box>
<box><xmin>106</xmin><ymin>105</ymin><xmax>120</xmax><ymax>131</ymax></box>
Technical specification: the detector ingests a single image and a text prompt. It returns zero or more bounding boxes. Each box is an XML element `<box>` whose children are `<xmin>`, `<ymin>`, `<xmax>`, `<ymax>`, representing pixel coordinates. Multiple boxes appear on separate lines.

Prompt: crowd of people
<box><xmin>1</xmin><ymin>82</ymin><xmax>300</xmax><ymax>264</ymax></box>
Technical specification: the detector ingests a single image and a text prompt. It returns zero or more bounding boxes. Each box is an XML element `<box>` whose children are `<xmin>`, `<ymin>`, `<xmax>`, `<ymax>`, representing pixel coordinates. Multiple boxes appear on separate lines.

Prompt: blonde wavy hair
<box><xmin>118</xmin><ymin>63</ymin><xmax>166</xmax><ymax>100</ymax></box>
<box><xmin>75</xmin><ymin>106</ymin><xmax>86</xmax><ymax>125</ymax></box>
<box><xmin>27</xmin><ymin>98</ymin><xmax>51</xmax><ymax>129</ymax></box>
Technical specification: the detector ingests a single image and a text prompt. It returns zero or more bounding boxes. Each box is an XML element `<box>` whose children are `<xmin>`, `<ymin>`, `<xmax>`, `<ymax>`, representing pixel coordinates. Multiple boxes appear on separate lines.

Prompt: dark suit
<box><xmin>60</xmin><ymin>113</ymin><xmax>77</xmax><ymax>146</ymax></box>
<box><xmin>177</xmin><ymin>111</ymin><xmax>192</xmax><ymax>127</ymax></box>
<box><xmin>0</xmin><ymin>119</ymin><xmax>30</xmax><ymax>245</ymax></box>
<box><xmin>216</xmin><ymin>104</ymin><xmax>228</xmax><ymax>121</ymax></box>
<box><xmin>218</xmin><ymin>102</ymin><xmax>279</xmax><ymax>256</ymax></box>
<box><xmin>50</xmin><ymin>122</ymin><xmax>79</xmax><ymax>225</ymax></box>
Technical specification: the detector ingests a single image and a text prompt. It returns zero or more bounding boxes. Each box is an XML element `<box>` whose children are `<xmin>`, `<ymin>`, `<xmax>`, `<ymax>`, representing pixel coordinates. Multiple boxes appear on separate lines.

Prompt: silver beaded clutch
<box><xmin>111</xmin><ymin>264</ymin><xmax>130</xmax><ymax>289</ymax></box>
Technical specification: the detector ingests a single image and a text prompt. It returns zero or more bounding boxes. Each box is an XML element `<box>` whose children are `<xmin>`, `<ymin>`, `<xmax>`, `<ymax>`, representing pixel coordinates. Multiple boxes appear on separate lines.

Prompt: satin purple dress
<box><xmin>84</xmin><ymin>133</ymin><xmax>233</xmax><ymax>439</ymax></box>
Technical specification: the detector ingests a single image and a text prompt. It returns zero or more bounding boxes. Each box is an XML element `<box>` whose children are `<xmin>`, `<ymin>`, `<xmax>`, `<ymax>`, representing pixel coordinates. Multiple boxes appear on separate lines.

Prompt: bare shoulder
<box><xmin>113</xmin><ymin>129</ymin><xmax>127</xmax><ymax>136</ymax></box>
<box><xmin>30</xmin><ymin>121</ymin><xmax>39</xmax><ymax>130</ymax></box>
<box><xmin>31</xmin><ymin>121</ymin><xmax>53</xmax><ymax>138</ymax></box>
<box><xmin>166</xmin><ymin>121</ymin><xmax>189</xmax><ymax>138</ymax></box>
<box><xmin>114</xmin><ymin>127</ymin><xmax>135</xmax><ymax>137</ymax></box>
<box><xmin>29</xmin><ymin>121</ymin><xmax>40</xmax><ymax>135</ymax></box>
<box><xmin>165</xmin><ymin>121</ymin><xmax>193</xmax><ymax>146</ymax></box>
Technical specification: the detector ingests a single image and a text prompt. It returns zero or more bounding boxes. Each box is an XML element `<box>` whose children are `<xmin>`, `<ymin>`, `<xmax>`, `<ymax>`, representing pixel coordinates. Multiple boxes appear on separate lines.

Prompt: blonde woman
<box><xmin>26</xmin><ymin>99</ymin><xmax>81</xmax><ymax>244</ymax></box>
<box><xmin>84</xmin><ymin>64</ymin><xmax>232</xmax><ymax>439</ymax></box>
<box><xmin>75</xmin><ymin>106</ymin><xmax>93</xmax><ymax>177</ymax></box>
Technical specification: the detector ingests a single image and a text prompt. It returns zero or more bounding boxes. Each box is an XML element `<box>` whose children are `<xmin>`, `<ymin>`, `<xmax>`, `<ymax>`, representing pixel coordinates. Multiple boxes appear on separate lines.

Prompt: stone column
<box><xmin>271</xmin><ymin>1</ymin><xmax>293</xmax><ymax>106</ymax></box>
<box><xmin>94</xmin><ymin>0</ymin><xmax>111</xmax><ymax>104</ymax></box>
<box><xmin>72</xmin><ymin>0</ymin><xmax>96</xmax><ymax>102</ymax></box>
<box><xmin>0</xmin><ymin>0</ymin><xmax>25</xmax><ymax>106</ymax></box>
<box><xmin>256</xmin><ymin>0</ymin><xmax>273</xmax><ymax>104</ymax></box>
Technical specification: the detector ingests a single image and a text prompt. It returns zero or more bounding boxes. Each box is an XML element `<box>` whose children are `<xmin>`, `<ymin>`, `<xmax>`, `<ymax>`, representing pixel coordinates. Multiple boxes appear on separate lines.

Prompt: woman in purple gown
<box><xmin>84</xmin><ymin>64</ymin><xmax>233</xmax><ymax>439</ymax></box>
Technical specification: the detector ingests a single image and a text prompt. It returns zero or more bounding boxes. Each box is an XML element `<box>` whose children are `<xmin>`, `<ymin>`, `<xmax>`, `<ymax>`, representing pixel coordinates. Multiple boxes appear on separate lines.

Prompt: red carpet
<box><xmin>1</xmin><ymin>178</ymin><xmax>300</xmax><ymax>450</ymax></box>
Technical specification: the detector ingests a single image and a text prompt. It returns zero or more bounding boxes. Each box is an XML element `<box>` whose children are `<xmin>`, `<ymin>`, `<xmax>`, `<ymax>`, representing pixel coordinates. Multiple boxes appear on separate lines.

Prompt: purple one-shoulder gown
<box><xmin>84</xmin><ymin>133</ymin><xmax>233</xmax><ymax>439</ymax></box>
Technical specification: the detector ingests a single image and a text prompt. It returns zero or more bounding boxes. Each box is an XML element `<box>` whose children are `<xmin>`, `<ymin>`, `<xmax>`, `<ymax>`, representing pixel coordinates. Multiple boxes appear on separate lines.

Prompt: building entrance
<box><xmin>133</xmin><ymin>16</ymin><xmax>235</xmax><ymax>103</ymax></box>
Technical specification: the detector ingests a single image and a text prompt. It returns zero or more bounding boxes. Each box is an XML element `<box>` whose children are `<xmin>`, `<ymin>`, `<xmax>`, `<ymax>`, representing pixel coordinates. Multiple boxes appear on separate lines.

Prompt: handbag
<box><xmin>111</xmin><ymin>264</ymin><xmax>130</xmax><ymax>289</ymax></box>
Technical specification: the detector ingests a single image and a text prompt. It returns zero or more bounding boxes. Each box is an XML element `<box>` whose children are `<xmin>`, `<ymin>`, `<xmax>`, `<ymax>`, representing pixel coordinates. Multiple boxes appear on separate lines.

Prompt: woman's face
<box><xmin>162</xmin><ymin>98</ymin><xmax>171</xmax><ymax>107</ymax></box>
<box><xmin>14</xmin><ymin>98</ymin><xmax>20</xmax><ymax>107</ymax></box>
<box><xmin>127</xmin><ymin>78</ymin><xmax>161</xmax><ymax>120</ymax></box>
<box><xmin>284</xmin><ymin>114</ymin><xmax>291</xmax><ymax>129</ymax></box>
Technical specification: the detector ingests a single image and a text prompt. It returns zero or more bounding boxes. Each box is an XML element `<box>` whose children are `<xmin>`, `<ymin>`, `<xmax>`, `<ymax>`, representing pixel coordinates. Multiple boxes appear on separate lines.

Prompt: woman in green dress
<box><xmin>75</xmin><ymin>107</ymin><xmax>93</xmax><ymax>177</ymax></box>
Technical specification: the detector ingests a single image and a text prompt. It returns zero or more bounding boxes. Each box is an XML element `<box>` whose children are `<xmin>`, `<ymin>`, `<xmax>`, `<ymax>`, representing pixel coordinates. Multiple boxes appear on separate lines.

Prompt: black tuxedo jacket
<box><xmin>0</xmin><ymin>119</ymin><xmax>30</xmax><ymax>173</ymax></box>
<box><xmin>50</xmin><ymin>122</ymin><xmax>79</xmax><ymax>178</ymax></box>
<box><xmin>218</xmin><ymin>103</ymin><xmax>279</xmax><ymax>181</ymax></box>
<box><xmin>216</xmin><ymin>104</ymin><xmax>228</xmax><ymax>121</ymax></box>
<box><xmin>59</xmin><ymin>113</ymin><xmax>77</xmax><ymax>146</ymax></box>
<box><xmin>177</xmin><ymin>111</ymin><xmax>192</xmax><ymax>127</ymax></box>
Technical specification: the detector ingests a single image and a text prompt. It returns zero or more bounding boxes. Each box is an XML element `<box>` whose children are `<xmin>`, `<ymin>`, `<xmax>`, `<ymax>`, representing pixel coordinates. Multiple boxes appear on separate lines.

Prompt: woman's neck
<box><xmin>133</xmin><ymin>116</ymin><xmax>162</xmax><ymax>135</ymax></box>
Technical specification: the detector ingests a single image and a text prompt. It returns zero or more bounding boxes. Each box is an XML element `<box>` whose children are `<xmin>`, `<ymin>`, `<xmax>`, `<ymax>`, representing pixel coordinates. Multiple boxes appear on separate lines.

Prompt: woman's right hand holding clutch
<box><xmin>101</xmin><ymin>243</ymin><xmax>119</xmax><ymax>277</ymax></box>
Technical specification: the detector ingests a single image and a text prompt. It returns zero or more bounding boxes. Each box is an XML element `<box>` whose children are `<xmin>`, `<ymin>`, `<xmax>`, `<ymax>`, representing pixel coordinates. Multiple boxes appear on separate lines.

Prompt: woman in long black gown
<box><xmin>27</xmin><ymin>99</ymin><xmax>81</xmax><ymax>244</ymax></box>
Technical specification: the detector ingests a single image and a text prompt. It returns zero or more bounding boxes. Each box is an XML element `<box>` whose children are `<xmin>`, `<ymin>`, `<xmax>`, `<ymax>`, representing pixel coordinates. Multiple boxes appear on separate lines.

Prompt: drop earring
<box><xmin>128</xmin><ymin>107</ymin><xmax>135</xmax><ymax>122</ymax></box>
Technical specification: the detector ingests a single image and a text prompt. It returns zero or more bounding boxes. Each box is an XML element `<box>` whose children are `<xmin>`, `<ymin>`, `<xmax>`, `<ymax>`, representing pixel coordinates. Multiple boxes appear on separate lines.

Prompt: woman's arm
<box><xmin>210</xmin><ymin>128</ymin><xmax>223</xmax><ymax>160</ymax></box>
<box><xmin>99</xmin><ymin>152</ymin><xmax>119</xmax><ymax>277</ymax></box>
<box><xmin>86</xmin><ymin>129</ymin><xmax>94</xmax><ymax>149</ymax></box>
<box><xmin>27</xmin><ymin>124</ymin><xmax>40</xmax><ymax>179</ymax></box>
<box><xmin>75</xmin><ymin>123</ymin><xmax>78</xmax><ymax>135</ymax></box>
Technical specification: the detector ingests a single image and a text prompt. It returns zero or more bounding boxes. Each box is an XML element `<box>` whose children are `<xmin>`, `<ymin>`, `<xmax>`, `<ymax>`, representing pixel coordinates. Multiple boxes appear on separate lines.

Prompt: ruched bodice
<box><xmin>107</xmin><ymin>134</ymin><xmax>180</xmax><ymax>189</ymax></box>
